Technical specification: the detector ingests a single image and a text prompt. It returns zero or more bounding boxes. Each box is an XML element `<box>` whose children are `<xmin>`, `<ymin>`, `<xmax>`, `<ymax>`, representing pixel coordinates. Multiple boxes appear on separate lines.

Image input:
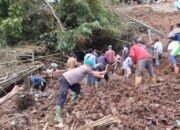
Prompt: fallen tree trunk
<box><xmin>0</xmin><ymin>85</ymin><xmax>23</xmax><ymax>105</ymax></box>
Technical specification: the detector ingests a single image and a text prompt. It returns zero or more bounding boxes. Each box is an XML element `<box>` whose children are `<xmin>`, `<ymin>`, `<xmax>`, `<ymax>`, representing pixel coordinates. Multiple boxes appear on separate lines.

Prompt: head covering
<box><xmin>85</xmin><ymin>59</ymin><xmax>93</xmax><ymax>66</ymax></box>
<box><xmin>108</xmin><ymin>45</ymin><xmax>112</xmax><ymax>49</ymax></box>
<box><xmin>87</xmin><ymin>48</ymin><xmax>93</xmax><ymax>53</ymax></box>
<box><xmin>136</xmin><ymin>37</ymin><xmax>143</xmax><ymax>43</ymax></box>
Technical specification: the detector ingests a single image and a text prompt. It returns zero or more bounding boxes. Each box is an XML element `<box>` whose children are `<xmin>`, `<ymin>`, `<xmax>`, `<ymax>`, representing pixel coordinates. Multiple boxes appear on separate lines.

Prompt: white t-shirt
<box><xmin>154</xmin><ymin>42</ymin><xmax>163</xmax><ymax>54</ymax></box>
<box><xmin>168</xmin><ymin>41</ymin><xmax>180</xmax><ymax>56</ymax></box>
<box><xmin>122</xmin><ymin>57</ymin><xmax>133</xmax><ymax>69</ymax></box>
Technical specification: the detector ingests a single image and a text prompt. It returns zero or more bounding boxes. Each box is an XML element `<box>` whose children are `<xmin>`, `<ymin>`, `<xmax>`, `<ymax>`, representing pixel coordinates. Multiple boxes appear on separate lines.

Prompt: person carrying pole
<box><xmin>130</xmin><ymin>38</ymin><xmax>156</xmax><ymax>87</ymax></box>
<box><xmin>55</xmin><ymin>59</ymin><xmax>105</xmax><ymax>128</ymax></box>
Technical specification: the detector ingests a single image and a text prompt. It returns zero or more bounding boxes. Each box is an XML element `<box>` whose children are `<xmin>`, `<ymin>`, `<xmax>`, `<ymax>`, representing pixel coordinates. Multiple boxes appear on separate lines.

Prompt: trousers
<box><xmin>56</xmin><ymin>76</ymin><xmax>81</xmax><ymax>106</ymax></box>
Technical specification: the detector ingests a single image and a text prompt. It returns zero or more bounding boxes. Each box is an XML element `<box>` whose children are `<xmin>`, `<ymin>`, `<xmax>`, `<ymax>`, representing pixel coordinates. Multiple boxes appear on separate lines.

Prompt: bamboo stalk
<box><xmin>43</xmin><ymin>0</ymin><xmax>65</xmax><ymax>32</ymax></box>
<box><xmin>113</xmin><ymin>9</ymin><xmax>164</xmax><ymax>36</ymax></box>
<box><xmin>43</xmin><ymin>122</ymin><xmax>48</xmax><ymax>130</ymax></box>
<box><xmin>0</xmin><ymin>65</ymin><xmax>42</xmax><ymax>92</ymax></box>
<box><xmin>0</xmin><ymin>52</ymin><xmax>64</xmax><ymax>66</ymax></box>
<box><xmin>77</xmin><ymin>115</ymin><xmax>119</xmax><ymax>130</ymax></box>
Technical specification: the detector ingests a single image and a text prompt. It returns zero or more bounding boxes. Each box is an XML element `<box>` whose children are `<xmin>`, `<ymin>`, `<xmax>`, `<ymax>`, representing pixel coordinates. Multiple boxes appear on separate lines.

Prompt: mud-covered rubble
<box><xmin>128</xmin><ymin>6</ymin><xmax>180</xmax><ymax>35</ymax></box>
<box><xmin>0</xmin><ymin>63</ymin><xmax>180</xmax><ymax>130</ymax></box>
<box><xmin>66</xmin><ymin>75</ymin><xmax>179</xmax><ymax>130</ymax></box>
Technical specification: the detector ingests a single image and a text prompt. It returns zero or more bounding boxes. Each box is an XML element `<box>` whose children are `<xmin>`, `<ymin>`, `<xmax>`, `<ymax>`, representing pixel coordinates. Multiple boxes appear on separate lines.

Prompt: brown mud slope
<box><xmin>129</xmin><ymin>6</ymin><xmax>180</xmax><ymax>35</ymax></box>
<box><xmin>0</xmin><ymin>57</ymin><xmax>180</xmax><ymax>130</ymax></box>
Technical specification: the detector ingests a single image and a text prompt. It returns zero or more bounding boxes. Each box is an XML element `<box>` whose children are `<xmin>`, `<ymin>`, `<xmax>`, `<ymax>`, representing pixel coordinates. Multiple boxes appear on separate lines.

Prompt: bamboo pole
<box><xmin>148</xmin><ymin>29</ymin><xmax>152</xmax><ymax>43</ymax></box>
<box><xmin>0</xmin><ymin>65</ymin><xmax>42</xmax><ymax>91</ymax></box>
<box><xmin>44</xmin><ymin>0</ymin><xmax>65</xmax><ymax>32</ymax></box>
<box><xmin>113</xmin><ymin>9</ymin><xmax>164</xmax><ymax>36</ymax></box>
<box><xmin>32</xmin><ymin>51</ymin><xmax>35</xmax><ymax>64</ymax></box>
<box><xmin>77</xmin><ymin>115</ymin><xmax>119</xmax><ymax>130</ymax></box>
<box><xmin>43</xmin><ymin>122</ymin><xmax>48</xmax><ymax>130</ymax></box>
<box><xmin>0</xmin><ymin>52</ymin><xmax>64</xmax><ymax>65</ymax></box>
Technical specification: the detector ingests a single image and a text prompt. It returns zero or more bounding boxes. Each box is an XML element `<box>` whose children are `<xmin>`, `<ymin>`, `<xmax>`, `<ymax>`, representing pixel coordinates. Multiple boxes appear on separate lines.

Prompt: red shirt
<box><xmin>130</xmin><ymin>44</ymin><xmax>152</xmax><ymax>64</ymax></box>
<box><xmin>105</xmin><ymin>49</ymin><xmax>115</xmax><ymax>64</ymax></box>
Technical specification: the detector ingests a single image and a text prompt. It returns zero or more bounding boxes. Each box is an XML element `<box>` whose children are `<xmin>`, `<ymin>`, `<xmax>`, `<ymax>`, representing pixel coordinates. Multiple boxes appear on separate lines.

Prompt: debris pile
<box><xmin>0</xmin><ymin>4</ymin><xmax>180</xmax><ymax>130</ymax></box>
<box><xmin>129</xmin><ymin>6</ymin><xmax>180</xmax><ymax>35</ymax></box>
<box><xmin>0</xmin><ymin>58</ymin><xmax>179</xmax><ymax>130</ymax></box>
<box><xmin>15</xmin><ymin>94</ymin><xmax>35</xmax><ymax>111</ymax></box>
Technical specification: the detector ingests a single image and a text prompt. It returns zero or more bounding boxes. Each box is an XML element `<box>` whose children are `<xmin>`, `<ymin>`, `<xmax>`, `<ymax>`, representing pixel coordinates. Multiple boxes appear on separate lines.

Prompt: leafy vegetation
<box><xmin>56</xmin><ymin>0</ymin><xmax>131</xmax><ymax>51</ymax></box>
<box><xmin>0</xmin><ymin>0</ymin><xmax>131</xmax><ymax>52</ymax></box>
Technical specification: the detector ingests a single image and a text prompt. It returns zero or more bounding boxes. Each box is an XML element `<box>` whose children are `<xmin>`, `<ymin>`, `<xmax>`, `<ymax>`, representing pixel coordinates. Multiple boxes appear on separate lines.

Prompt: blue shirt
<box><xmin>84</xmin><ymin>53</ymin><xmax>96</xmax><ymax>68</ymax></box>
<box><xmin>175</xmin><ymin>33</ymin><xmax>180</xmax><ymax>42</ymax></box>
<box><xmin>31</xmin><ymin>76</ymin><xmax>46</xmax><ymax>86</ymax></box>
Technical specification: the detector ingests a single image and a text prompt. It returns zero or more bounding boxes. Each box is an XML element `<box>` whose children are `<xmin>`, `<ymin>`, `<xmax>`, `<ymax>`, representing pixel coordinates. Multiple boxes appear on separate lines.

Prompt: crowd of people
<box><xmin>28</xmin><ymin>23</ymin><xmax>180</xmax><ymax>128</ymax></box>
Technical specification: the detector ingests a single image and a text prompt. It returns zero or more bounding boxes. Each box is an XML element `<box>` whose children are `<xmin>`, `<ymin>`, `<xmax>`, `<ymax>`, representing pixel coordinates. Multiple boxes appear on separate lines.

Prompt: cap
<box><xmin>87</xmin><ymin>48</ymin><xmax>93</xmax><ymax>53</ymax></box>
<box><xmin>137</xmin><ymin>37</ymin><xmax>143</xmax><ymax>43</ymax></box>
<box><xmin>108</xmin><ymin>45</ymin><xmax>112</xmax><ymax>49</ymax></box>
<box><xmin>85</xmin><ymin>59</ymin><xmax>93</xmax><ymax>66</ymax></box>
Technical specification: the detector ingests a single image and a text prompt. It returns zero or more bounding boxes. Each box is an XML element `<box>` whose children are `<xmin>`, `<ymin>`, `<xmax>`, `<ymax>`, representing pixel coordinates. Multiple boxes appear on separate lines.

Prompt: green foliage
<box><xmin>58</xmin><ymin>21</ymin><xmax>102</xmax><ymax>51</ymax></box>
<box><xmin>1</xmin><ymin>17</ymin><xmax>23</xmax><ymax>38</ymax></box>
<box><xmin>40</xmin><ymin>32</ymin><xmax>58</xmax><ymax>51</ymax></box>
<box><xmin>0</xmin><ymin>0</ymin><xmax>25</xmax><ymax>45</ymax></box>
<box><xmin>0</xmin><ymin>0</ymin><xmax>9</xmax><ymax>18</ymax></box>
<box><xmin>0</xmin><ymin>0</ymin><xmax>130</xmax><ymax>51</ymax></box>
<box><xmin>0</xmin><ymin>28</ymin><xmax>7</xmax><ymax>47</ymax></box>
<box><xmin>55</xmin><ymin>0</ymin><xmax>130</xmax><ymax>51</ymax></box>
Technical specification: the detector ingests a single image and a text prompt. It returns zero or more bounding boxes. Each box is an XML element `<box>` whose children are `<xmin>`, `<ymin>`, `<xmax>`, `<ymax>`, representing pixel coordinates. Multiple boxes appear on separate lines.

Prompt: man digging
<box><xmin>55</xmin><ymin>59</ymin><xmax>106</xmax><ymax>128</ymax></box>
<box><xmin>130</xmin><ymin>38</ymin><xmax>156</xmax><ymax>87</ymax></box>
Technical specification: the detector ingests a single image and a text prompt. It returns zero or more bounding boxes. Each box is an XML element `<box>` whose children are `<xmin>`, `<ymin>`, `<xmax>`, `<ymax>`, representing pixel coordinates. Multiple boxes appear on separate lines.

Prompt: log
<box><xmin>0</xmin><ymin>85</ymin><xmax>23</xmax><ymax>105</ymax></box>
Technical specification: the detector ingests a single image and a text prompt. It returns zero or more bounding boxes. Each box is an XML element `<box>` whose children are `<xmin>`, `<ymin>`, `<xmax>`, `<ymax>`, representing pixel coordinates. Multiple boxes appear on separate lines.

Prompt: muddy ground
<box><xmin>0</xmin><ymin>56</ymin><xmax>180</xmax><ymax>130</ymax></box>
<box><xmin>0</xmin><ymin>4</ymin><xmax>180</xmax><ymax>130</ymax></box>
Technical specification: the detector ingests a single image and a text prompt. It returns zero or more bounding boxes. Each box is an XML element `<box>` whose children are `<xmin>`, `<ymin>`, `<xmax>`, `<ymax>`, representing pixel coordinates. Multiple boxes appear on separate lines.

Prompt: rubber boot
<box><xmin>55</xmin><ymin>105</ymin><xmax>63</xmax><ymax>123</ymax></box>
<box><xmin>95</xmin><ymin>81</ymin><xmax>98</xmax><ymax>88</ymax></box>
<box><xmin>151</xmin><ymin>77</ymin><xmax>156</xmax><ymax>84</ymax></box>
<box><xmin>135</xmin><ymin>76</ymin><xmax>142</xmax><ymax>88</ymax></box>
<box><xmin>174</xmin><ymin>65</ymin><xmax>179</xmax><ymax>74</ymax></box>
<box><xmin>54</xmin><ymin>106</ymin><xmax>64</xmax><ymax>128</ymax></box>
<box><xmin>71</xmin><ymin>92</ymin><xmax>78</xmax><ymax>105</ymax></box>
